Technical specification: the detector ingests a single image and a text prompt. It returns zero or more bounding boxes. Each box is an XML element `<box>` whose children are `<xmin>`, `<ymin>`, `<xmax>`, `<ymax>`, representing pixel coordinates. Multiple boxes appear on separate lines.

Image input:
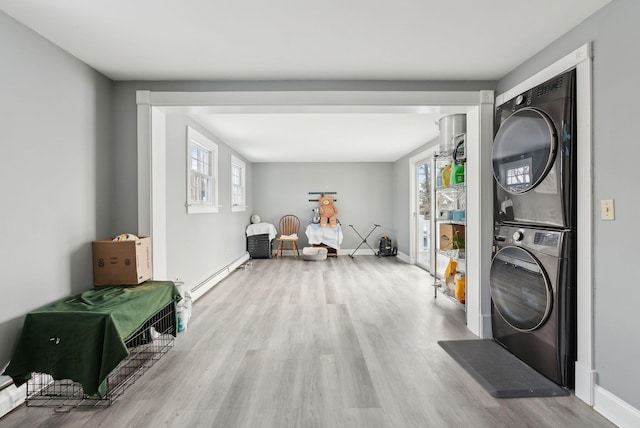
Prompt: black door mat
<box><xmin>438</xmin><ymin>339</ymin><xmax>569</xmax><ymax>398</ymax></box>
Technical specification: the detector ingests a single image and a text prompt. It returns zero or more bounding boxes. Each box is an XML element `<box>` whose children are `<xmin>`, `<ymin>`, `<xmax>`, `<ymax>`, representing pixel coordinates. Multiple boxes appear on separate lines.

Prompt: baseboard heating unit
<box><xmin>25</xmin><ymin>302</ymin><xmax>175</xmax><ymax>409</ymax></box>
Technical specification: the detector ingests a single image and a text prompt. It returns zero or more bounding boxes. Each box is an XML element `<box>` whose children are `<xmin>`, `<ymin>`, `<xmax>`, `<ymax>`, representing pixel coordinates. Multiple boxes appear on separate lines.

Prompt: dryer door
<box><xmin>492</xmin><ymin>108</ymin><xmax>557</xmax><ymax>194</ymax></box>
<box><xmin>490</xmin><ymin>245</ymin><xmax>552</xmax><ymax>332</ymax></box>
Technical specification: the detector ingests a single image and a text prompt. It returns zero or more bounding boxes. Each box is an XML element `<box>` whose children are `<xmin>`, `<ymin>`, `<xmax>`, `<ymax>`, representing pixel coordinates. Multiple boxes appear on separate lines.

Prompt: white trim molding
<box><xmin>136</xmin><ymin>91</ymin><xmax>152</xmax><ymax>237</ymax></box>
<box><xmin>189</xmin><ymin>253</ymin><xmax>250</xmax><ymax>302</ymax></box>
<box><xmin>594</xmin><ymin>385</ymin><xmax>640</xmax><ymax>428</ymax></box>
<box><xmin>466</xmin><ymin>91</ymin><xmax>495</xmax><ymax>339</ymax></box>
<box><xmin>408</xmin><ymin>144</ymin><xmax>438</xmax><ymax>267</ymax></box>
<box><xmin>496</xmin><ymin>44</ymin><xmax>591</xmax><ymax>107</ymax></box>
<box><xmin>575</xmin><ymin>47</ymin><xmax>595</xmax><ymax>406</ymax></box>
<box><xmin>395</xmin><ymin>251</ymin><xmax>411</xmax><ymax>264</ymax></box>
<box><xmin>0</xmin><ymin>379</ymin><xmax>25</xmax><ymax>420</ymax></box>
<box><xmin>136</xmin><ymin>89</ymin><xmax>494</xmax><ymax>345</ymax></box>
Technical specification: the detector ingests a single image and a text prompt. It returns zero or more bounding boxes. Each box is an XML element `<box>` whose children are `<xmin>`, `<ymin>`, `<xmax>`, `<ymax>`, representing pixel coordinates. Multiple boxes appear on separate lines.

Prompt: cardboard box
<box><xmin>439</xmin><ymin>224</ymin><xmax>465</xmax><ymax>250</ymax></box>
<box><xmin>92</xmin><ymin>237</ymin><xmax>153</xmax><ymax>286</ymax></box>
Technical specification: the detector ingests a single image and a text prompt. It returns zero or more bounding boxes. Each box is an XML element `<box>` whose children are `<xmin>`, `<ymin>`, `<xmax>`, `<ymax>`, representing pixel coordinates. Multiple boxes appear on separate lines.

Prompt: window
<box><xmin>500</xmin><ymin>158</ymin><xmax>532</xmax><ymax>193</ymax></box>
<box><xmin>231</xmin><ymin>155</ymin><xmax>246</xmax><ymax>212</ymax></box>
<box><xmin>187</xmin><ymin>127</ymin><xmax>218</xmax><ymax>214</ymax></box>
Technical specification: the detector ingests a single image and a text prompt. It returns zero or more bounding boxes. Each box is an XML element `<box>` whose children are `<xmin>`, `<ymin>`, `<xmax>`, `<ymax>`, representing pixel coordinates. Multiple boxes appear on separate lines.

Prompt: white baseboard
<box><xmin>276</xmin><ymin>248</ymin><xmax>402</xmax><ymax>258</ymax></box>
<box><xmin>594</xmin><ymin>385</ymin><xmax>640</xmax><ymax>428</ymax></box>
<box><xmin>395</xmin><ymin>251</ymin><xmax>410</xmax><ymax>263</ymax></box>
<box><xmin>0</xmin><ymin>378</ymin><xmax>25</xmax><ymax>420</ymax></box>
<box><xmin>229</xmin><ymin>253</ymin><xmax>250</xmax><ymax>271</ymax></box>
<box><xmin>339</xmin><ymin>248</ymin><xmax>377</xmax><ymax>256</ymax></box>
<box><xmin>189</xmin><ymin>253</ymin><xmax>250</xmax><ymax>302</ymax></box>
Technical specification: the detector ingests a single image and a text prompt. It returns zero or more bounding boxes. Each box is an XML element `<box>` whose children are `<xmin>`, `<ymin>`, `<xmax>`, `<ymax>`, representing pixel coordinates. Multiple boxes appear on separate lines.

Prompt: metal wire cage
<box><xmin>26</xmin><ymin>302</ymin><xmax>176</xmax><ymax>409</ymax></box>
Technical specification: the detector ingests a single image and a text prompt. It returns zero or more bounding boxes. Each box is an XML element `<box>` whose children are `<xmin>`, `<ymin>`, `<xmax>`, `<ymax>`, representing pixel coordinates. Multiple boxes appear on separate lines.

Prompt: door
<box><xmin>489</xmin><ymin>245</ymin><xmax>552</xmax><ymax>331</ymax></box>
<box><xmin>492</xmin><ymin>107</ymin><xmax>557</xmax><ymax>194</ymax></box>
<box><xmin>415</xmin><ymin>158</ymin><xmax>433</xmax><ymax>271</ymax></box>
<box><xmin>492</xmin><ymin>107</ymin><xmax>566</xmax><ymax>226</ymax></box>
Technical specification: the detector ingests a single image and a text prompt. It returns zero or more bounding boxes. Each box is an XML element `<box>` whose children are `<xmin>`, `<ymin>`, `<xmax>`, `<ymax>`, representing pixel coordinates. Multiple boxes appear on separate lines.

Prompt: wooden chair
<box><xmin>275</xmin><ymin>214</ymin><xmax>300</xmax><ymax>259</ymax></box>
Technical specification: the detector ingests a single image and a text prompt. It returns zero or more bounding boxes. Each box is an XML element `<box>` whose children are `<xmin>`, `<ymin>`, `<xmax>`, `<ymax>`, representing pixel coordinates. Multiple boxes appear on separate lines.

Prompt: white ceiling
<box><xmin>0</xmin><ymin>0</ymin><xmax>610</xmax><ymax>162</ymax></box>
<box><xmin>192</xmin><ymin>107</ymin><xmax>471</xmax><ymax>162</ymax></box>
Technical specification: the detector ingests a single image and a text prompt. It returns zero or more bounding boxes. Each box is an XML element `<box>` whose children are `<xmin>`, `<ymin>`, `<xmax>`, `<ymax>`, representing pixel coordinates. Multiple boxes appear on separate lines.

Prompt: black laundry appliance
<box><xmin>490</xmin><ymin>225</ymin><xmax>575</xmax><ymax>387</ymax></box>
<box><xmin>491</xmin><ymin>70</ymin><xmax>577</xmax><ymax>387</ymax></box>
<box><xmin>492</xmin><ymin>69</ymin><xmax>576</xmax><ymax>229</ymax></box>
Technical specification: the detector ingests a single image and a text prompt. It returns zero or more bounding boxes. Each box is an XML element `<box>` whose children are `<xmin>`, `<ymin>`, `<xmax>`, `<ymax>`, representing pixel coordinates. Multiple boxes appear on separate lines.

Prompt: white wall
<box><xmin>0</xmin><ymin>12</ymin><xmax>113</xmax><ymax>370</ymax></box>
<box><xmin>497</xmin><ymin>0</ymin><xmax>640</xmax><ymax>415</ymax></box>
<box><xmin>252</xmin><ymin>162</ymin><xmax>394</xmax><ymax>250</ymax></box>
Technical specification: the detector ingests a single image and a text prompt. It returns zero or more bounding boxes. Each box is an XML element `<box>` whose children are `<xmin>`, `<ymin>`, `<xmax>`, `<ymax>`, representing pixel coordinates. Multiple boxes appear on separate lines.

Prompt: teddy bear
<box><xmin>318</xmin><ymin>194</ymin><xmax>338</xmax><ymax>228</ymax></box>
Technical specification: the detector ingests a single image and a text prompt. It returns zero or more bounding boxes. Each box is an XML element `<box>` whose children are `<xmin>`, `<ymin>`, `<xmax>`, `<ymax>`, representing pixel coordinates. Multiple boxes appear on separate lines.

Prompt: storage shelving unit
<box><xmin>432</xmin><ymin>150</ymin><xmax>466</xmax><ymax>305</ymax></box>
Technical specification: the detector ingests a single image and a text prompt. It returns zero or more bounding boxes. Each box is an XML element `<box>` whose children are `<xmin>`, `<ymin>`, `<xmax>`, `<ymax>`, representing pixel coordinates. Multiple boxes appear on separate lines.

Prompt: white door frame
<box><xmin>409</xmin><ymin>145</ymin><xmax>439</xmax><ymax>271</ymax></box>
<box><xmin>136</xmin><ymin>88</ymin><xmax>494</xmax><ymax>363</ymax></box>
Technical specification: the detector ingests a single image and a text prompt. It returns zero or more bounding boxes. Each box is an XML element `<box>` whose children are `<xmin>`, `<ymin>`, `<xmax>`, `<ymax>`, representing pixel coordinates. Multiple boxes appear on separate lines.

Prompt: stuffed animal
<box><xmin>318</xmin><ymin>195</ymin><xmax>339</xmax><ymax>228</ymax></box>
<box><xmin>112</xmin><ymin>233</ymin><xmax>138</xmax><ymax>241</ymax></box>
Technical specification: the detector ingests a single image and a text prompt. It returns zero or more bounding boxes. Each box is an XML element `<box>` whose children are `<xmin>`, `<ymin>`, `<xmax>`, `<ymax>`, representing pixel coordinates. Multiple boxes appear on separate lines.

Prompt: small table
<box><xmin>305</xmin><ymin>223</ymin><xmax>343</xmax><ymax>256</ymax></box>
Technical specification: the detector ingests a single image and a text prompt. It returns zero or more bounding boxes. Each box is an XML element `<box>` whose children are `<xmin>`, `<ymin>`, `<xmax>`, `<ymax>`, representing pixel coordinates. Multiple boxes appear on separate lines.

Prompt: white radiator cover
<box><xmin>189</xmin><ymin>253</ymin><xmax>250</xmax><ymax>302</ymax></box>
<box><xmin>0</xmin><ymin>376</ymin><xmax>25</xmax><ymax>419</ymax></box>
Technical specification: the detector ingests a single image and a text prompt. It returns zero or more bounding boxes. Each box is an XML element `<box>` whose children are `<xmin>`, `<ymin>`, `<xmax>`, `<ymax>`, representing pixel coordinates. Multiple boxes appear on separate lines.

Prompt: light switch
<box><xmin>601</xmin><ymin>199</ymin><xmax>615</xmax><ymax>220</ymax></box>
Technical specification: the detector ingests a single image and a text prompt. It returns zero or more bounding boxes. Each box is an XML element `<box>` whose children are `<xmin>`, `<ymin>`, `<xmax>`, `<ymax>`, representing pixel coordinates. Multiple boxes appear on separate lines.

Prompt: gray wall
<box><xmin>111</xmin><ymin>80</ymin><xmax>494</xmax><ymax>236</ymax></box>
<box><xmin>497</xmin><ymin>0</ymin><xmax>640</xmax><ymax>410</ymax></box>
<box><xmin>111</xmin><ymin>80</ymin><xmax>494</xmax><ymax>261</ymax></box>
<box><xmin>252</xmin><ymin>163</ymin><xmax>394</xmax><ymax>250</ymax></box>
<box><xmin>165</xmin><ymin>116</ymin><xmax>252</xmax><ymax>288</ymax></box>
<box><xmin>0</xmin><ymin>12</ymin><xmax>113</xmax><ymax>371</ymax></box>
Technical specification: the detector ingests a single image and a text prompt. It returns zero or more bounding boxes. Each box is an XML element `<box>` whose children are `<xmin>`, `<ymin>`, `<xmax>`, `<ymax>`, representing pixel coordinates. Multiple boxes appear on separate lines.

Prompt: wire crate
<box><xmin>26</xmin><ymin>302</ymin><xmax>176</xmax><ymax>409</ymax></box>
<box><xmin>247</xmin><ymin>233</ymin><xmax>272</xmax><ymax>259</ymax></box>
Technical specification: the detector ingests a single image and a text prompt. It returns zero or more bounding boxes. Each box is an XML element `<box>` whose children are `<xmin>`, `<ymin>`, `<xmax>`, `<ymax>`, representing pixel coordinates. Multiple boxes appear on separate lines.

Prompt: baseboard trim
<box><xmin>0</xmin><ymin>378</ymin><xmax>25</xmax><ymax>420</ymax></box>
<box><xmin>594</xmin><ymin>385</ymin><xmax>640</xmax><ymax>428</ymax></box>
<box><xmin>339</xmin><ymin>248</ymin><xmax>377</xmax><ymax>256</ymax></box>
<box><xmin>229</xmin><ymin>253</ymin><xmax>250</xmax><ymax>271</ymax></box>
<box><xmin>277</xmin><ymin>248</ymin><xmax>403</xmax><ymax>259</ymax></box>
<box><xmin>189</xmin><ymin>253</ymin><xmax>250</xmax><ymax>302</ymax></box>
<box><xmin>395</xmin><ymin>251</ymin><xmax>410</xmax><ymax>264</ymax></box>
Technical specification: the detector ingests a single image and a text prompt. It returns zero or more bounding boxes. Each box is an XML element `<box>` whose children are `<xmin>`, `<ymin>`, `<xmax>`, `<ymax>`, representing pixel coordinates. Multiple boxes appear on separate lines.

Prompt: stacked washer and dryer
<box><xmin>490</xmin><ymin>70</ymin><xmax>577</xmax><ymax>387</ymax></box>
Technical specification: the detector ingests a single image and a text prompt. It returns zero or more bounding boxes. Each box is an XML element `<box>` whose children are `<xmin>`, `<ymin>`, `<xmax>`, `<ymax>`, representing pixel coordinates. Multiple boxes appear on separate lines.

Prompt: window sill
<box><xmin>187</xmin><ymin>205</ymin><xmax>220</xmax><ymax>214</ymax></box>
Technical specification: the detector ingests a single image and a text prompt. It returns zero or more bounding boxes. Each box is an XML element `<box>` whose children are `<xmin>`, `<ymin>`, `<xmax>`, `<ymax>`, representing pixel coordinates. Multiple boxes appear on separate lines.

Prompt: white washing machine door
<box><xmin>490</xmin><ymin>245</ymin><xmax>553</xmax><ymax>331</ymax></box>
<box><xmin>492</xmin><ymin>107</ymin><xmax>557</xmax><ymax>194</ymax></box>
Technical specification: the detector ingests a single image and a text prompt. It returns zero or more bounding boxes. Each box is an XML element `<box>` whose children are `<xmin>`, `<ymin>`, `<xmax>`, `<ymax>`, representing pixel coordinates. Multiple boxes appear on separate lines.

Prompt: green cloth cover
<box><xmin>3</xmin><ymin>281</ymin><xmax>181</xmax><ymax>397</ymax></box>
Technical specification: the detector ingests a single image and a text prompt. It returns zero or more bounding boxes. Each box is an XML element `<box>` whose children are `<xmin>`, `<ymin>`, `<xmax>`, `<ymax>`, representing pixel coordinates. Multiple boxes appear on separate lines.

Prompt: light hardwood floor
<box><xmin>1</xmin><ymin>256</ymin><xmax>614</xmax><ymax>427</ymax></box>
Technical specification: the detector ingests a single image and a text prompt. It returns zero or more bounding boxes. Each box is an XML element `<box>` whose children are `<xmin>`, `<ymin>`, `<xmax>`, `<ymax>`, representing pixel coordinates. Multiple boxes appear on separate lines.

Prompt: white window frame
<box><xmin>230</xmin><ymin>155</ymin><xmax>247</xmax><ymax>212</ymax></box>
<box><xmin>186</xmin><ymin>126</ymin><xmax>219</xmax><ymax>214</ymax></box>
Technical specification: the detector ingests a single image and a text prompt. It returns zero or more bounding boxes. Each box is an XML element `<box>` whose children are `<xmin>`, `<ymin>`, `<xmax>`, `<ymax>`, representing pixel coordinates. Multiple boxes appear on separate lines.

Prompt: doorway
<box><xmin>137</xmin><ymin>89</ymin><xmax>495</xmax><ymax>341</ymax></box>
<box><xmin>415</xmin><ymin>155</ymin><xmax>434</xmax><ymax>271</ymax></box>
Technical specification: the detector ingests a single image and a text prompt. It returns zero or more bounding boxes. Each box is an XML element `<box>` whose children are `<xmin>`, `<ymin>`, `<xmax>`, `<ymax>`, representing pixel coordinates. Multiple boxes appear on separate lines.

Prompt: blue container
<box><xmin>451</xmin><ymin>210</ymin><xmax>465</xmax><ymax>221</ymax></box>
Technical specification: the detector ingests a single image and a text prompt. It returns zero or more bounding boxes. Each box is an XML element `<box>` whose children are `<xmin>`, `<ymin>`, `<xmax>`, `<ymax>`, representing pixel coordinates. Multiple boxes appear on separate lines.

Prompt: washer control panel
<box><xmin>494</xmin><ymin>225</ymin><xmax>565</xmax><ymax>258</ymax></box>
